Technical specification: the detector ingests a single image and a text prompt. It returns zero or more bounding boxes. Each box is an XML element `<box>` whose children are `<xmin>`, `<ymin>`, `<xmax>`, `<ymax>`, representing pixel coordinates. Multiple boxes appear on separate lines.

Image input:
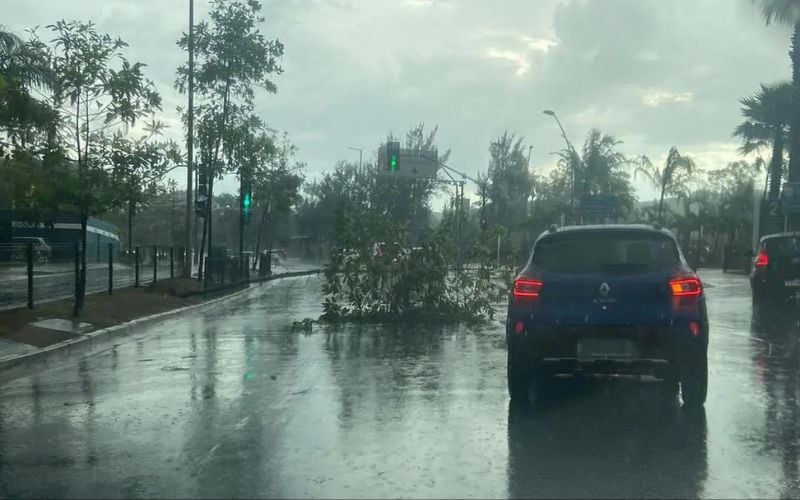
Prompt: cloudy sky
<box><xmin>5</xmin><ymin>0</ymin><xmax>793</xmax><ymax>203</ymax></box>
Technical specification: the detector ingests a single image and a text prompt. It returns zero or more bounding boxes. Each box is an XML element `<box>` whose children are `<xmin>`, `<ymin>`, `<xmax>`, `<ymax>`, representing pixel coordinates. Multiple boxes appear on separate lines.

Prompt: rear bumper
<box><xmin>751</xmin><ymin>275</ymin><xmax>799</xmax><ymax>299</ymax></box>
<box><xmin>507</xmin><ymin>324</ymin><xmax>705</xmax><ymax>379</ymax></box>
<box><xmin>538</xmin><ymin>357</ymin><xmax>671</xmax><ymax>379</ymax></box>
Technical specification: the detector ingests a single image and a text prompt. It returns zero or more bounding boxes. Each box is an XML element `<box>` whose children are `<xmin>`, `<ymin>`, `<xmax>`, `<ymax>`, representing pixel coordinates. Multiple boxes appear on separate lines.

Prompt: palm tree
<box><xmin>757</xmin><ymin>1</ymin><xmax>800</xmax><ymax>183</ymax></box>
<box><xmin>733</xmin><ymin>82</ymin><xmax>791</xmax><ymax>201</ymax></box>
<box><xmin>555</xmin><ymin>129</ymin><xmax>644</xmax><ymax>214</ymax></box>
<box><xmin>0</xmin><ymin>26</ymin><xmax>54</xmax><ymax>148</ymax></box>
<box><xmin>0</xmin><ymin>26</ymin><xmax>50</xmax><ymax>88</ymax></box>
<box><xmin>635</xmin><ymin>147</ymin><xmax>696</xmax><ymax>221</ymax></box>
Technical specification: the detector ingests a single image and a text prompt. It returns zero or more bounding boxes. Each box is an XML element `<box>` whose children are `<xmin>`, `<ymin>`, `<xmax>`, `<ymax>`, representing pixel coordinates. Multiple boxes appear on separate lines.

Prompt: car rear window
<box><xmin>765</xmin><ymin>237</ymin><xmax>800</xmax><ymax>257</ymax></box>
<box><xmin>532</xmin><ymin>231</ymin><xmax>680</xmax><ymax>274</ymax></box>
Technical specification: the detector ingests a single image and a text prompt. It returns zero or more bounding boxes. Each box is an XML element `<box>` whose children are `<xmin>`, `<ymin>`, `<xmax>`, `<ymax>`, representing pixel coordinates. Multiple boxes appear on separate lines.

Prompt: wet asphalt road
<box><xmin>1</xmin><ymin>269</ymin><xmax>800</xmax><ymax>498</ymax></box>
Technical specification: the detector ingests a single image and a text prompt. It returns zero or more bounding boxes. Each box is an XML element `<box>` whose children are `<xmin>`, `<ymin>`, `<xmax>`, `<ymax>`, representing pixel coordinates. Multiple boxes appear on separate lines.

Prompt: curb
<box><xmin>0</xmin><ymin>269</ymin><xmax>321</xmax><ymax>378</ymax></box>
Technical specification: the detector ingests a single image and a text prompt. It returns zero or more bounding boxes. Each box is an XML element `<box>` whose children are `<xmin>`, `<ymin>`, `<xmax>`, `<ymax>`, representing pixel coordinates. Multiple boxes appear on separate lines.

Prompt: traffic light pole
<box><xmin>239</xmin><ymin>176</ymin><xmax>245</xmax><ymax>280</ymax></box>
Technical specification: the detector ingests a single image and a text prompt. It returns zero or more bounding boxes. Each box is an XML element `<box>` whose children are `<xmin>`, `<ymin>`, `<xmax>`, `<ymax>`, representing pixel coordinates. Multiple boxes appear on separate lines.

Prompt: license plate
<box><xmin>577</xmin><ymin>339</ymin><xmax>636</xmax><ymax>359</ymax></box>
<box><xmin>785</xmin><ymin>279</ymin><xmax>800</xmax><ymax>287</ymax></box>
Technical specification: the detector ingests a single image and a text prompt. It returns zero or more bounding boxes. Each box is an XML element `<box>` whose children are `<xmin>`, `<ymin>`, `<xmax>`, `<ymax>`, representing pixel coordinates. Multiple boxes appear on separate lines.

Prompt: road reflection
<box><xmin>751</xmin><ymin>301</ymin><xmax>800</xmax><ymax>498</ymax></box>
<box><xmin>507</xmin><ymin>381</ymin><xmax>707</xmax><ymax>499</ymax></box>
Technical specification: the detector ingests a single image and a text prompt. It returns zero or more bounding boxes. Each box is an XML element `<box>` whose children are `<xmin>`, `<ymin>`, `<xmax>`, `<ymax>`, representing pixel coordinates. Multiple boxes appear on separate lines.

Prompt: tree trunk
<box><xmin>201</xmin><ymin>77</ymin><xmax>231</xmax><ymax>282</ymax></box>
<box><xmin>253</xmin><ymin>197</ymin><xmax>270</xmax><ymax>271</ymax></box>
<box><xmin>73</xmin><ymin>211</ymin><xmax>88</xmax><ymax>316</ymax></box>
<box><xmin>764</xmin><ymin>165</ymin><xmax>770</xmax><ymax>201</ymax></box>
<box><xmin>657</xmin><ymin>184</ymin><xmax>667</xmax><ymax>221</ymax></box>
<box><xmin>206</xmin><ymin>173</ymin><xmax>214</xmax><ymax>282</ymax></box>
<box><xmin>128</xmin><ymin>198</ymin><xmax>135</xmax><ymax>256</ymax></box>
<box><xmin>197</xmin><ymin>208</ymin><xmax>207</xmax><ymax>281</ymax></box>
<box><xmin>768</xmin><ymin>132</ymin><xmax>784</xmax><ymax>201</ymax></box>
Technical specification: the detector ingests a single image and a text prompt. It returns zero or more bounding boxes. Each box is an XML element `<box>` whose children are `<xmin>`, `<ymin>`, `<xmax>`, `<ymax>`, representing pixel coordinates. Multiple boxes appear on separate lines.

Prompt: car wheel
<box><xmin>661</xmin><ymin>373</ymin><xmax>680</xmax><ymax>398</ymax></box>
<box><xmin>681</xmin><ymin>352</ymin><xmax>708</xmax><ymax>407</ymax></box>
<box><xmin>507</xmin><ymin>351</ymin><xmax>530</xmax><ymax>402</ymax></box>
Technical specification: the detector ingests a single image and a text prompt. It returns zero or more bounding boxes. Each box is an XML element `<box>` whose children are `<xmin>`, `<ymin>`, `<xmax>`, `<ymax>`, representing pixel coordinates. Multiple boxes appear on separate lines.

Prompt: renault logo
<box><xmin>598</xmin><ymin>282</ymin><xmax>610</xmax><ymax>297</ymax></box>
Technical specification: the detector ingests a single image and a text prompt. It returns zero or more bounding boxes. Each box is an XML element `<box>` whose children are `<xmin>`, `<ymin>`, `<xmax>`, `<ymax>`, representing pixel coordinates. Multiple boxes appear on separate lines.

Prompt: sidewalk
<box><xmin>0</xmin><ymin>277</ymin><xmax>214</xmax><ymax>364</ymax></box>
<box><xmin>0</xmin><ymin>267</ymin><xmax>322</xmax><ymax>367</ymax></box>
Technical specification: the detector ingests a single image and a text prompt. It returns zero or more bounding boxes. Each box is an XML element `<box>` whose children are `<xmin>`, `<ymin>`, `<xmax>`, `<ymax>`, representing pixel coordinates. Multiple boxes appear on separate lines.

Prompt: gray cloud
<box><xmin>4</xmin><ymin>0</ymin><xmax>795</xmax><ymax>201</ymax></box>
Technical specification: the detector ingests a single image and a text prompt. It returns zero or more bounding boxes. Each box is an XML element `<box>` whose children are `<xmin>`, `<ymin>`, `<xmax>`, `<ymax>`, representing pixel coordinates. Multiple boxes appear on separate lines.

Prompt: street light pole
<box><xmin>543</xmin><ymin>109</ymin><xmax>580</xmax><ymax>209</ymax></box>
<box><xmin>348</xmin><ymin>147</ymin><xmax>363</xmax><ymax>170</ymax></box>
<box><xmin>183</xmin><ymin>0</ymin><xmax>195</xmax><ymax>278</ymax></box>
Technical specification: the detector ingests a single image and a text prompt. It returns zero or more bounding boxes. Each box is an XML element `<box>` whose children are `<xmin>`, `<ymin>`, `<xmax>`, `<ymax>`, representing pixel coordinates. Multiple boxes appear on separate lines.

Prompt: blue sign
<box><xmin>580</xmin><ymin>195</ymin><xmax>620</xmax><ymax>216</ymax></box>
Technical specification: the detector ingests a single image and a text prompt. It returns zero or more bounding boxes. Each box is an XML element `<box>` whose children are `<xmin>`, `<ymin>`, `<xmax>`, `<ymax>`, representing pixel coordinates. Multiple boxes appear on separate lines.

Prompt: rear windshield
<box><xmin>532</xmin><ymin>231</ymin><xmax>680</xmax><ymax>274</ymax></box>
<box><xmin>764</xmin><ymin>237</ymin><xmax>800</xmax><ymax>257</ymax></box>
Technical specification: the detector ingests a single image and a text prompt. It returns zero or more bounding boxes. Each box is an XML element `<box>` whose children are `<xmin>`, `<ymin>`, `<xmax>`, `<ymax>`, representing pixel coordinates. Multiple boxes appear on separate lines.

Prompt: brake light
<box><xmin>754</xmin><ymin>249</ymin><xmax>768</xmax><ymax>268</ymax></box>
<box><xmin>669</xmin><ymin>276</ymin><xmax>703</xmax><ymax>297</ymax></box>
<box><xmin>513</xmin><ymin>278</ymin><xmax>542</xmax><ymax>301</ymax></box>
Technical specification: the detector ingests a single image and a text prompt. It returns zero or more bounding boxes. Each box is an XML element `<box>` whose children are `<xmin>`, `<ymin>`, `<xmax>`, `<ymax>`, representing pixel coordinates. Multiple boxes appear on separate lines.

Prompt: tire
<box><xmin>507</xmin><ymin>351</ymin><xmax>529</xmax><ymax>402</ymax></box>
<box><xmin>680</xmin><ymin>352</ymin><xmax>708</xmax><ymax>407</ymax></box>
<box><xmin>661</xmin><ymin>373</ymin><xmax>680</xmax><ymax>398</ymax></box>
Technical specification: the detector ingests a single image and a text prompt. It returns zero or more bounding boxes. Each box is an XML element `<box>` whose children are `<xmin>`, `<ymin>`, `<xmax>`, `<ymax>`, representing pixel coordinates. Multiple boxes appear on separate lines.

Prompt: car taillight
<box><xmin>513</xmin><ymin>278</ymin><xmax>542</xmax><ymax>302</ymax></box>
<box><xmin>669</xmin><ymin>275</ymin><xmax>703</xmax><ymax>298</ymax></box>
<box><xmin>754</xmin><ymin>249</ymin><xmax>768</xmax><ymax>268</ymax></box>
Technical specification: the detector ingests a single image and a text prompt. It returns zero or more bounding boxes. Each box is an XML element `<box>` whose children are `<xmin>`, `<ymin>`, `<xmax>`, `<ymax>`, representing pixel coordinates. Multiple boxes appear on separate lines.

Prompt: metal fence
<box><xmin>0</xmin><ymin>242</ymin><xmax>185</xmax><ymax>311</ymax></box>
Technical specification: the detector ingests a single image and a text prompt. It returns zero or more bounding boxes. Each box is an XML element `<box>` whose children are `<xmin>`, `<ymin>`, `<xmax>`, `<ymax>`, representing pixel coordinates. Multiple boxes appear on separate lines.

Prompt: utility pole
<box><xmin>455</xmin><ymin>181</ymin><xmax>464</xmax><ymax>268</ymax></box>
<box><xmin>349</xmin><ymin>146</ymin><xmax>363</xmax><ymax>170</ymax></box>
<box><xmin>543</xmin><ymin>109</ymin><xmax>580</xmax><ymax>211</ymax></box>
<box><xmin>183</xmin><ymin>0</ymin><xmax>195</xmax><ymax>277</ymax></box>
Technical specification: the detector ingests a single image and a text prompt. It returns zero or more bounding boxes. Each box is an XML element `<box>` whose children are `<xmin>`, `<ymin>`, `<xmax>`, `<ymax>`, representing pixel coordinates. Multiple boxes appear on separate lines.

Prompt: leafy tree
<box><xmin>297</xmin><ymin>123</ymin><xmax>450</xmax><ymax>256</ymax></box>
<box><xmin>176</xmin><ymin>0</ymin><xmax>284</xmax><ymax>277</ymax></box>
<box><xmin>757</xmin><ymin>0</ymin><xmax>800</xmax><ymax>183</ymax></box>
<box><xmin>486</xmin><ymin>131</ymin><xmax>532</xmax><ymax>261</ymax></box>
<box><xmin>487</xmin><ymin>131</ymin><xmax>531</xmax><ymax>227</ymax></box>
<box><xmin>248</xmin><ymin>133</ymin><xmax>303</xmax><ymax>265</ymax></box>
<box><xmin>322</xmin><ymin>209</ymin><xmax>506</xmax><ymax>323</ymax></box>
<box><xmin>373</xmin><ymin>123</ymin><xmax>450</xmax><ymax>243</ymax></box>
<box><xmin>41</xmin><ymin>20</ymin><xmax>162</xmax><ymax>314</ymax></box>
<box><xmin>296</xmin><ymin>161</ymin><xmax>370</xmax><ymax>257</ymax></box>
<box><xmin>635</xmin><ymin>147</ymin><xmax>695</xmax><ymax>221</ymax></box>
<box><xmin>733</xmin><ymin>82</ymin><xmax>791</xmax><ymax>201</ymax></box>
<box><xmin>711</xmin><ymin>165</ymin><xmax>757</xmax><ymax>250</ymax></box>
<box><xmin>108</xmin><ymin>122</ymin><xmax>180</xmax><ymax>254</ymax></box>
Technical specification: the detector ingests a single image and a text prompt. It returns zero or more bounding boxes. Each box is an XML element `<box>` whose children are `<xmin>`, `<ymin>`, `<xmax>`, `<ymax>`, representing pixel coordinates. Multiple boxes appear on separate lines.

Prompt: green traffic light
<box><xmin>390</xmin><ymin>155</ymin><xmax>397</xmax><ymax>171</ymax></box>
<box><xmin>243</xmin><ymin>193</ymin><xmax>251</xmax><ymax>208</ymax></box>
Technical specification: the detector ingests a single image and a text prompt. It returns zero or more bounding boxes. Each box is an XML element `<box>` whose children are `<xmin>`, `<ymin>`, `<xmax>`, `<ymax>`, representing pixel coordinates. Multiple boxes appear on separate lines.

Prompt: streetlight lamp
<box><xmin>348</xmin><ymin>146</ymin><xmax>363</xmax><ymax>170</ymax></box>
<box><xmin>543</xmin><ymin>109</ymin><xmax>580</xmax><ymax>208</ymax></box>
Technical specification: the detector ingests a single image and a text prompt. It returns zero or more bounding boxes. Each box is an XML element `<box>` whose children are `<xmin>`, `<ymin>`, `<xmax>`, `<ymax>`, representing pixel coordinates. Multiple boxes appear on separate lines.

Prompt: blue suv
<box><xmin>506</xmin><ymin>225</ymin><xmax>709</xmax><ymax>406</ymax></box>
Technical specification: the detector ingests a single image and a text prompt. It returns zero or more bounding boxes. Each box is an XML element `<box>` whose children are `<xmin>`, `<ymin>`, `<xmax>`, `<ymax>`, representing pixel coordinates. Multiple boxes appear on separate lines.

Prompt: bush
<box><xmin>321</xmin><ymin>207</ymin><xmax>510</xmax><ymax>323</ymax></box>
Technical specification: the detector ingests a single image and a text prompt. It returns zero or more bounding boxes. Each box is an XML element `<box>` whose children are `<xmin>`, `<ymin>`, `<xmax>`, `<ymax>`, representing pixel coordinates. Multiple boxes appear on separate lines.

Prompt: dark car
<box><xmin>10</xmin><ymin>236</ymin><xmax>52</xmax><ymax>263</ymax></box>
<box><xmin>750</xmin><ymin>232</ymin><xmax>800</xmax><ymax>303</ymax></box>
<box><xmin>506</xmin><ymin>224</ymin><xmax>709</xmax><ymax>406</ymax></box>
